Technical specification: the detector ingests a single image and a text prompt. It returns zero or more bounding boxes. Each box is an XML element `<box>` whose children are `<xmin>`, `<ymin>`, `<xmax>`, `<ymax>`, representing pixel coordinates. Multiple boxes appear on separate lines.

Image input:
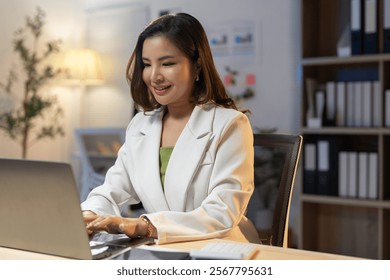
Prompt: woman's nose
<box><xmin>150</xmin><ymin>67</ymin><xmax>163</xmax><ymax>83</ymax></box>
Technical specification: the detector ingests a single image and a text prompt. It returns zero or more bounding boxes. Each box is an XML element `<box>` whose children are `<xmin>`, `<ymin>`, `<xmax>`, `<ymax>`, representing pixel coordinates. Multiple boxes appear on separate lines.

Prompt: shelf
<box><xmin>302</xmin><ymin>54</ymin><xmax>390</xmax><ymax>66</ymax></box>
<box><xmin>301</xmin><ymin>194</ymin><xmax>390</xmax><ymax>209</ymax></box>
<box><xmin>301</xmin><ymin>127</ymin><xmax>385</xmax><ymax>135</ymax></box>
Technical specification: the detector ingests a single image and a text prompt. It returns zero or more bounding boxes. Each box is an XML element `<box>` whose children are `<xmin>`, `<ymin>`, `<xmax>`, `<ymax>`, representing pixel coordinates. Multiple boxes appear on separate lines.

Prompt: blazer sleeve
<box><xmin>146</xmin><ymin>112</ymin><xmax>254</xmax><ymax>244</ymax></box>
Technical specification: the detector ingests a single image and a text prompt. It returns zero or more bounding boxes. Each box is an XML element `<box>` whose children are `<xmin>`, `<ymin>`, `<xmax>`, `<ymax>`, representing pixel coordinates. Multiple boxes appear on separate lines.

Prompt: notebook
<box><xmin>0</xmin><ymin>158</ymin><xmax>154</xmax><ymax>259</ymax></box>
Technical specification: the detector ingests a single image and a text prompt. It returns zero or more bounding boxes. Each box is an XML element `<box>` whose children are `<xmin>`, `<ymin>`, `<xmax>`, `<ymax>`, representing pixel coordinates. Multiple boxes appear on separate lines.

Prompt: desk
<box><xmin>0</xmin><ymin>239</ymin><xmax>360</xmax><ymax>260</ymax></box>
<box><xmin>157</xmin><ymin>239</ymin><xmax>361</xmax><ymax>260</ymax></box>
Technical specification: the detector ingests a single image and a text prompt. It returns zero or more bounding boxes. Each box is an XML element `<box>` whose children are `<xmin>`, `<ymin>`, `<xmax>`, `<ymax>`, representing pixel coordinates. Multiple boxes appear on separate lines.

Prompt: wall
<box><xmin>82</xmin><ymin>2</ymin><xmax>150</xmax><ymax>128</ymax></box>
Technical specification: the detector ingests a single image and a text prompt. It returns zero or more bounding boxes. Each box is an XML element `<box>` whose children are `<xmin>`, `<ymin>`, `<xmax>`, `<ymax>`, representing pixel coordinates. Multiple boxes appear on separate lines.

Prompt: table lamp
<box><xmin>61</xmin><ymin>48</ymin><xmax>104</xmax><ymax>127</ymax></box>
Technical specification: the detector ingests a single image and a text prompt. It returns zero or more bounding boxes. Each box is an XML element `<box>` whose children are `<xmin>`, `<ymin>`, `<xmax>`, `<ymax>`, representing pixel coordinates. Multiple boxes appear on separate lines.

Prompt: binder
<box><xmin>325</xmin><ymin>81</ymin><xmax>336</xmax><ymax>126</ymax></box>
<box><xmin>351</xmin><ymin>0</ymin><xmax>364</xmax><ymax>54</ymax></box>
<box><xmin>338</xmin><ymin>151</ymin><xmax>349</xmax><ymax>197</ymax></box>
<box><xmin>317</xmin><ymin>140</ymin><xmax>329</xmax><ymax>195</ymax></box>
<box><xmin>353</xmin><ymin>81</ymin><xmax>363</xmax><ymax>127</ymax></box>
<box><xmin>348</xmin><ymin>151</ymin><xmax>358</xmax><ymax>198</ymax></box>
<box><xmin>346</xmin><ymin>81</ymin><xmax>355</xmax><ymax>127</ymax></box>
<box><xmin>383</xmin><ymin>0</ymin><xmax>390</xmax><ymax>52</ymax></box>
<box><xmin>372</xmin><ymin>81</ymin><xmax>381</xmax><ymax>127</ymax></box>
<box><xmin>364</xmin><ymin>0</ymin><xmax>378</xmax><ymax>54</ymax></box>
<box><xmin>303</xmin><ymin>143</ymin><xmax>317</xmax><ymax>194</ymax></box>
<box><xmin>368</xmin><ymin>152</ymin><xmax>378</xmax><ymax>199</ymax></box>
<box><xmin>317</xmin><ymin>138</ymin><xmax>338</xmax><ymax>196</ymax></box>
<box><xmin>358</xmin><ymin>152</ymin><xmax>368</xmax><ymax>199</ymax></box>
<box><xmin>362</xmin><ymin>81</ymin><xmax>372</xmax><ymax>127</ymax></box>
<box><xmin>336</xmin><ymin>82</ymin><xmax>346</xmax><ymax>126</ymax></box>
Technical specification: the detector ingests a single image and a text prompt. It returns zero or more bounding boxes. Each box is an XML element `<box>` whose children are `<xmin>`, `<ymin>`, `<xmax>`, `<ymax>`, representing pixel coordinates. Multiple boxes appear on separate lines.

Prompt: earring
<box><xmin>195</xmin><ymin>75</ymin><xmax>199</xmax><ymax>82</ymax></box>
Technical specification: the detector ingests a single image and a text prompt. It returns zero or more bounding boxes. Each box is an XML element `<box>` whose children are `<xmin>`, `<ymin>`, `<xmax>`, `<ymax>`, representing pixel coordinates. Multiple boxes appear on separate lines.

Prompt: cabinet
<box><xmin>299</xmin><ymin>0</ymin><xmax>390</xmax><ymax>259</ymax></box>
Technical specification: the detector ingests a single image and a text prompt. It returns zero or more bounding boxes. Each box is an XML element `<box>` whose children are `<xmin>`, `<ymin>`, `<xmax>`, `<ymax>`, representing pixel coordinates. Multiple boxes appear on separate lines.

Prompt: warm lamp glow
<box><xmin>61</xmin><ymin>48</ymin><xmax>104</xmax><ymax>85</ymax></box>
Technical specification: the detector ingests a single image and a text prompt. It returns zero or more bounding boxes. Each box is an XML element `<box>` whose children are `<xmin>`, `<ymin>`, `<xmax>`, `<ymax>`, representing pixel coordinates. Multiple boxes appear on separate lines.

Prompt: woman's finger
<box><xmin>83</xmin><ymin>215</ymin><xmax>98</xmax><ymax>223</ymax></box>
<box><xmin>86</xmin><ymin>216</ymin><xmax>120</xmax><ymax>234</ymax></box>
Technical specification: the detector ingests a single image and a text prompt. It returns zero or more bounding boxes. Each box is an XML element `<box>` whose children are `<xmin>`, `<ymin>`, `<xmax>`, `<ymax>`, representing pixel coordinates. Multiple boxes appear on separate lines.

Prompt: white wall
<box><xmin>82</xmin><ymin>2</ymin><xmax>150</xmax><ymax>128</ymax></box>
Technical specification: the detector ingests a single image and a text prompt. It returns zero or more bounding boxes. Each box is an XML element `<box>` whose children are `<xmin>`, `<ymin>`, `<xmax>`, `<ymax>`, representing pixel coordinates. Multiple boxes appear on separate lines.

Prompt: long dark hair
<box><xmin>126</xmin><ymin>13</ymin><xmax>238</xmax><ymax>111</ymax></box>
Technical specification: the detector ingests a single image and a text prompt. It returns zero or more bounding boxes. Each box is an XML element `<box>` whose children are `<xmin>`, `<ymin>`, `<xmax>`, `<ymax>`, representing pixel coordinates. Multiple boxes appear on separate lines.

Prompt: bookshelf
<box><xmin>299</xmin><ymin>0</ymin><xmax>390</xmax><ymax>259</ymax></box>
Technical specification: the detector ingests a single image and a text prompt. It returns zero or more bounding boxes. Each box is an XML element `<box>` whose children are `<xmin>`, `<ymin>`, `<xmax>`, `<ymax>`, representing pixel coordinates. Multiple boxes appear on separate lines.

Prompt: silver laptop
<box><xmin>0</xmin><ymin>158</ymin><xmax>153</xmax><ymax>259</ymax></box>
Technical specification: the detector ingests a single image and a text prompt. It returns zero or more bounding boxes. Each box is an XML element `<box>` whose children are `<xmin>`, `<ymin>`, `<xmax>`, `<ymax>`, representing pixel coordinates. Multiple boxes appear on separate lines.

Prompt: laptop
<box><xmin>0</xmin><ymin>158</ymin><xmax>154</xmax><ymax>259</ymax></box>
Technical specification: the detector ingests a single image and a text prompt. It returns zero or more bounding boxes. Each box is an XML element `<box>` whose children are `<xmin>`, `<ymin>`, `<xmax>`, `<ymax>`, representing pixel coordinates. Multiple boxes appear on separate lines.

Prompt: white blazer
<box><xmin>81</xmin><ymin>104</ymin><xmax>260</xmax><ymax>244</ymax></box>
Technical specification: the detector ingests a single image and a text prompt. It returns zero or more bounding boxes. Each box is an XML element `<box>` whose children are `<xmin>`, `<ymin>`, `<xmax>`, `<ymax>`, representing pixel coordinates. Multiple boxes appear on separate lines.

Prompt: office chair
<box><xmin>248</xmin><ymin>133</ymin><xmax>303</xmax><ymax>248</ymax></box>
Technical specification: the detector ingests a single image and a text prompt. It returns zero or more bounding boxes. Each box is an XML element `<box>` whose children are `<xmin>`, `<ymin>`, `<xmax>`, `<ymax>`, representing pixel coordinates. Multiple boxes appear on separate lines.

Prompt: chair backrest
<box><xmin>252</xmin><ymin>133</ymin><xmax>303</xmax><ymax>247</ymax></box>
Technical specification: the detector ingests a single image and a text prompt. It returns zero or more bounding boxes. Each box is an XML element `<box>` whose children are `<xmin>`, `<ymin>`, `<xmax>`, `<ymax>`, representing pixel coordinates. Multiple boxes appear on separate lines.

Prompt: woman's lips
<box><xmin>153</xmin><ymin>85</ymin><xmax>171</xmax><ymax>95</ymax></box>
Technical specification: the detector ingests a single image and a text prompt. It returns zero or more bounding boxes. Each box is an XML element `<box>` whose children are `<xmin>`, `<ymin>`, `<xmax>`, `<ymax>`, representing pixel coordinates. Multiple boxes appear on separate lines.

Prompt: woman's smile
<box><xmin>152</xmin><ymin>85</ymin><xmax>172</xmax><ymax>96</ymax></box>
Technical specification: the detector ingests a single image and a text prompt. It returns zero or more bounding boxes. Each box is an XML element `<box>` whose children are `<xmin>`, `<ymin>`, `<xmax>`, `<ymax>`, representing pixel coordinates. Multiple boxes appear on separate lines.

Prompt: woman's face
<box><xmin>142</xmin><ymin>35</ymin><xmax>197</xmax><ymax>107</ymax></box>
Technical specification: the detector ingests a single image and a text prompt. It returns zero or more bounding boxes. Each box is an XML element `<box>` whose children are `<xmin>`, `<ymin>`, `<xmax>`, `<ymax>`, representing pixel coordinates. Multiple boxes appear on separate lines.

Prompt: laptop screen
<box><xmin>0</xmin><ymin>159</ymin><xmax>93</xmax><ymax>259</ymax></box>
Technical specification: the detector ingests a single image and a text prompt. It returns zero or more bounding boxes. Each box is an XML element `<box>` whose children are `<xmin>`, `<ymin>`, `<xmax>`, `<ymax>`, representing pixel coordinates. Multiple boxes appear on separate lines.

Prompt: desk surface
<box><xmin>0</xmin><ymin>239</ymin><xmax>360</xmax><ymax>260</ymax></box>
<box><xmin>157</xmin><ymin>239</ymin><xmax>361</xmax><ymax>260</ymax></box>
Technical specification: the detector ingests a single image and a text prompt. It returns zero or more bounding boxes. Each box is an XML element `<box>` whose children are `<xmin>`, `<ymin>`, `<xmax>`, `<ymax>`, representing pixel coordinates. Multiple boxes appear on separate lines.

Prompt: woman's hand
<box><xmin>82</xmin><ymin>211</ymin><xmax>97</xmax><ymax>237</ymax></box>
<box><xmin>83</xmin><ymin>215</ymin><xmax>150</xmax><ymax>238</ymax></box>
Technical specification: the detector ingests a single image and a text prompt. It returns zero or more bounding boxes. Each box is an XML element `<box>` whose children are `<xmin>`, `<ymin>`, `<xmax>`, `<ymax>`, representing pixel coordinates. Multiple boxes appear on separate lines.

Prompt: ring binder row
<box><xmin>305</xmin><ymin>77</ymin><xmax>383</xmax><ymax>128</ymax></box>
<box><xmin>349</xmin><ymin>0</ymin><xmax>390</xmax><ymax>55</ymax></box>
<box><xmin>303</xmin><ymin>138</ymin><xmax>379</xmax><ymax>200</ymax></box>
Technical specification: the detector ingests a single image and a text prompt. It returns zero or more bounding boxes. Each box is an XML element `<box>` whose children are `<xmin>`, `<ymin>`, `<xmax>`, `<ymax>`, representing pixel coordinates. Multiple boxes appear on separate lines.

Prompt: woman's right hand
<box><xmin>83</xmin><ymin>215</ymin><xmax>154</xmax><ymax>238</ymax></box>
<box><xmin>82</xmin><ymin>211</ymin><xmax>97</xmax><ymax>237</ymax></box>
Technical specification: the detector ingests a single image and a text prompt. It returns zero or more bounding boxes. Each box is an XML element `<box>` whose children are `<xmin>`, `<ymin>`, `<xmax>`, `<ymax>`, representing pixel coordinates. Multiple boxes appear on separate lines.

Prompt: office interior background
<box><xmin>0</xmin><ymin>0</ymin><xmax>302</xmax><ymax>248</ymax></box>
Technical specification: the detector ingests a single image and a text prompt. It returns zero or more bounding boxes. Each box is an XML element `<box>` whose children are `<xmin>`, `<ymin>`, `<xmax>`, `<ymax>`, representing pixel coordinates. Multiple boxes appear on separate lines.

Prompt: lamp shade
<box><xmin>61</xmin><ymin>48</ymin><xmax>104</xmax><ymax>85</ymax></box>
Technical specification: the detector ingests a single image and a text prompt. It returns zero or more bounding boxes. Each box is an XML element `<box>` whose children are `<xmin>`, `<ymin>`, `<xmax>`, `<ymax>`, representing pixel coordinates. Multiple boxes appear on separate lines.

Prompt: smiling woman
<box><xmin>80</xmin><ymin>13</ymin><xmax>260</xmax><ymax>245</ymax></box>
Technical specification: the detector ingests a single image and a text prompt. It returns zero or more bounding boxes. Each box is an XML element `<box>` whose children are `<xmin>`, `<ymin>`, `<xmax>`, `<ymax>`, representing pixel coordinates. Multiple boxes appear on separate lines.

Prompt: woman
<box><xmin>82</xmin><ymin>13</ymin><xmax>260</xmax><ymax>245</ymax></box>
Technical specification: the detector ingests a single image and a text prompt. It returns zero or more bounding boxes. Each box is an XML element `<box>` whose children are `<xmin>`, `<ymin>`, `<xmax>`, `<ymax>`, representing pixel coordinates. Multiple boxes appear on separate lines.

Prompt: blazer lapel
<box><xmin>129</xmin><ymin>109</ymin><xmax>170</xmax><ymax>212</ymax></box>
<box><xmin>164</xmin><ymin>105</ymin><xmax>216</xmax><ymax>211</ymax></box>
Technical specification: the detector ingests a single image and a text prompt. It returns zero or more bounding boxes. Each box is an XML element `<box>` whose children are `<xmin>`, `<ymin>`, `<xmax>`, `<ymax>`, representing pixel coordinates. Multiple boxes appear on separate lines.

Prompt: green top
<box><xmin>159</xmin><ymin>146</ymin><xmax>174</xmax><ymax>189</ymax></box>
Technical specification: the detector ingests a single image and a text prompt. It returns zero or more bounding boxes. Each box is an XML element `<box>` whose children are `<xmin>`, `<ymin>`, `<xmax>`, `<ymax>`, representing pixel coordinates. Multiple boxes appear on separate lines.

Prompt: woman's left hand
<box><xmin>84</xmin><ymin>215</ymin><xmax>147</xmax><ymax>238</ymax></box>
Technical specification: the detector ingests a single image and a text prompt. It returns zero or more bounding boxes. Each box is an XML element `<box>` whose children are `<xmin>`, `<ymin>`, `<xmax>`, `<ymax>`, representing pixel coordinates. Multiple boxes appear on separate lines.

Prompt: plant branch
<box><xmin>0</xmin><ymin>6</ymin><xmax>64</xmax><ymax>158</ymax></box>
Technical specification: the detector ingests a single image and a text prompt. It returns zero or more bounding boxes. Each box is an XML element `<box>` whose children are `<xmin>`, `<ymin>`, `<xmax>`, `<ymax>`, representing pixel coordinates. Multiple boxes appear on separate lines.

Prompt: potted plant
<box><xmin>0</xmin><ymin>7</ymin><xmax>64</xmax><ymax>159</ymax></box>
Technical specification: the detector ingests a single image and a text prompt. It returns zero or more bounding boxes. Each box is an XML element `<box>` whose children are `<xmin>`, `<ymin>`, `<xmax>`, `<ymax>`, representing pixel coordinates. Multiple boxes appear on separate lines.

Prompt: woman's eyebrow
<box><xmin>142</xmin><ymin>55</ymin><xmax>175</xmax><ymax>62</ymax></box>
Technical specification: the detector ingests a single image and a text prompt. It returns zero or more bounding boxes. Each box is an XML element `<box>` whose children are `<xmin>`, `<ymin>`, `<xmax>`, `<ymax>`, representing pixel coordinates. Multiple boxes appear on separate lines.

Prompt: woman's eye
<box><xmin>143</xmin><ymin>62</ymin><xmax>151</xmax><ymax>67</ymax></box>
<box><xmin>163</xmin><ymin>62</ymin><xmax>175</xmax><ymax>66</ymax></box>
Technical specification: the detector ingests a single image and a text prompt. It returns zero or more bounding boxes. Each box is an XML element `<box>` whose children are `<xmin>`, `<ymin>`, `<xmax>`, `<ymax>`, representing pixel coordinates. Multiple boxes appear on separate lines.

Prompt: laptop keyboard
<box><xmin>89</xmin><ymin>232</ymin><xmax>130</xmax><ymax>259</ymax></box>
<box><xmin>89</xmin><ymin>232</ymin><xmax>155</xmax><ymax>259</ymax></box>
